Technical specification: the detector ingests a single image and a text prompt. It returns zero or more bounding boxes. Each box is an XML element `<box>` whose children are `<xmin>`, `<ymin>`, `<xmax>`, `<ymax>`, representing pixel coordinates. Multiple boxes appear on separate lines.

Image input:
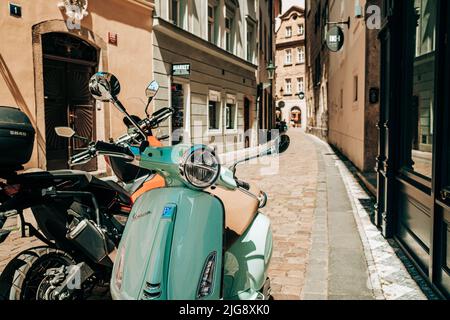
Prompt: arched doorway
<box><xmin>42</xmin><ymin>32</ymin><xmax>98</xmax><ymax>171</ymax></box>
<box><xmin>290</xmin><ymin>106</ymin><xmax>302</xmax><ymax>128</ymax></box>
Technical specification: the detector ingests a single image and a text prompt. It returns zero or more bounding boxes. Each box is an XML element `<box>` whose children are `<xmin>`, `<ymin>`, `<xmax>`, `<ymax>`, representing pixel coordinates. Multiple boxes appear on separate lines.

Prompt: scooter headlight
<box><xmin>180</xmin><ymin>146</ymin><xmax>220</xmax><ymax>189</ymax></box>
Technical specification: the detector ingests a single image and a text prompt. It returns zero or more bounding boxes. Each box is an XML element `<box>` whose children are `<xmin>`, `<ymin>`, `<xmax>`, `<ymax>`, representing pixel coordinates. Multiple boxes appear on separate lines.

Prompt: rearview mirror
<box><xmin>89</xmin><ymin>72</ymin><xmax>121</xmax><ymax>102</ymax></box>
<box><xmin>145</xmin><ymin>81</ymin><xmax>160</xmax><ymax>116</ymax></box>
<box><xmin>55</xmin><ymin>127</ymin><xmax>75</xmax><ymax>138</ymax></box>
<box><xmin>277</xmin><ymin>135</ymin><xmax>290</xmax><ymax>154</ymax></box>
<box><xmin>146</xmin><ymin>81</ymin><xmax>159</xmax><ymax>99</ymax></box>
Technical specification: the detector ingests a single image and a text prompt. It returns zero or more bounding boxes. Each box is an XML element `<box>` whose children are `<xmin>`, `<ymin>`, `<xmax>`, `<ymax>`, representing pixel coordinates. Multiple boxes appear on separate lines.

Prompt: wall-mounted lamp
<box><xmin>266</xmin><ymin>60</ymin><xmax>276</xmax><ymax>81</ymax></box>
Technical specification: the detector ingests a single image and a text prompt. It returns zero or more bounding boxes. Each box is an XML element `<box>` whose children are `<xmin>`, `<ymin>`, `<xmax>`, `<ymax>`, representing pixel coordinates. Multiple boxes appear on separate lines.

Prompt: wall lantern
<box><xmin>266</xmin><ymin>60</ymin><xmax>276</xmax><ymax>81</ymax></box>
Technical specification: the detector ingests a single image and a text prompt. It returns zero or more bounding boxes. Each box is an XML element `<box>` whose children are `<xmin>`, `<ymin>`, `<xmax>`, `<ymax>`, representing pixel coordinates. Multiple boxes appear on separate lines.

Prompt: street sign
<box><xmin>172</xmin><ymin>64</ymin><xmax>191</xmax><ymax>77</ymax></box>
<box><xmin>298</xmin><ymin>92</ymin><xmax>305</xmax><ymax>100</ymax></box>
<box><xmin>326</xmin><ymin>26</ymin><xmax>344</xmax><ymax>52</ymax></box>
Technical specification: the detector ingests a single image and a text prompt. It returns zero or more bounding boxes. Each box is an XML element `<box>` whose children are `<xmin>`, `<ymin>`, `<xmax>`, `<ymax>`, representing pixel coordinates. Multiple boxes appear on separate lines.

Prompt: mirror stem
<box><xmin>111</xmin><ymin>97</ymin><xmax>147</xmax><ymax>139</ymax></box>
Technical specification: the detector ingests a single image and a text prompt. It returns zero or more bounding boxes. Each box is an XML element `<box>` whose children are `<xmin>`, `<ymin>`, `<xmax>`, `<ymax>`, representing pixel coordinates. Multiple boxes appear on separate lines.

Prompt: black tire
<box><xmin>8</xmin><ymin>246</ymin><xmax>75</xmax><ymax>300</ymax></box>
<box><xmin>0</xmin><ymin>248</ymin><xmax>44</xmax><ymax>300</ymax></box>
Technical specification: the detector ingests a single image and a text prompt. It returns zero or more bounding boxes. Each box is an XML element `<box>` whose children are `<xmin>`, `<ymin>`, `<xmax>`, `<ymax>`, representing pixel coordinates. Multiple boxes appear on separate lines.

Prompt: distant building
<box><xmin>304</xmin><ymin>0</ymin><xmax>329</xmax><ymax>140</ymax></box>
<box><xmin>274</xmin><ymin>6</ymin><xmax>306</xmax><ymax>130</ymax></box>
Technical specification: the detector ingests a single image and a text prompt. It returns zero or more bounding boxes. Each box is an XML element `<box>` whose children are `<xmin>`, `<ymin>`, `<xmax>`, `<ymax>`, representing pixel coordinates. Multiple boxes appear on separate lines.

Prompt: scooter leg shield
<box><xmin>223</xmin><ymin>213</ymin><xmax>273</xmax><ymax>300</ymax></box>
<box><xmin>110</xmin><ymin>188</ymin><xmax>224</xmax><ymax>300</ymax></box>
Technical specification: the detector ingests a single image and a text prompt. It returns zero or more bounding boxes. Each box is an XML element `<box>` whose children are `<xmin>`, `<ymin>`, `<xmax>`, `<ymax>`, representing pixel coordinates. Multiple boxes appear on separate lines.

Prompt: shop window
<box><xmin>171</xmin><ymin>83</ymin><xmax>185</xmax><ymax>145</ymax></box>
<box><xmin>208</xmin><ymin>90</ymin><xmax>221</xmax><ymax>132</ymax></box>
<box><xmin>402</xmin><ymin>0</ymin><xmax>437</xmax><ymax>179</ymax></box>
<box><xmin>225</xmin><ymin>95</ymin><xmax>237</xmax><ymax>131</ymax></box>
<box><xmin>225</xmin><ymin>104</ymin><xmax>236</xmax><ymax>130</ymax></box>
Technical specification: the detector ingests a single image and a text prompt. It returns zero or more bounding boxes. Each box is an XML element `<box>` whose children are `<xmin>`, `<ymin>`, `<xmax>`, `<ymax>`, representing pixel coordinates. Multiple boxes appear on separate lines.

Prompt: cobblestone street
<box><xmin>237</xmin><ymin>129</ymin><xmax>429</xmax><ymax>300</ymax></box>
<box><xmin>0</xmin><ymin>129</ymin><xmax>432</xmax><ymax>300</ymax></box>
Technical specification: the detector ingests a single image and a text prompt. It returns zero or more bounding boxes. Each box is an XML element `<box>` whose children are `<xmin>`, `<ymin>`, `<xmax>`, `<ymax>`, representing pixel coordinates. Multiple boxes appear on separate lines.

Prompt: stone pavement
<box><xmin>237</xmin><ymin>129</ymin><xmax>429</xmax><ymax>300</ymax></box>
<box><xmin>0</xmin><ymin>129</ymin><xmax>430</xmax><ymax>300</ymax></box>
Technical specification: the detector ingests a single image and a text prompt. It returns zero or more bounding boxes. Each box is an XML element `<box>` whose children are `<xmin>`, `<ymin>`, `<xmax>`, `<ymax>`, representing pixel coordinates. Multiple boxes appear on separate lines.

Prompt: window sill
<box><xmin>284</xmin><ymin>63</ymin><xmax>293</xmax><ymax>67</ymax></box>
<box><xmin>283</xmin><ymin>94</ymin><xmax>293</xmax><ymax>97</ymax></box>
<box><xmin>225</xmin><ymin>129</ymin><xmax>238</xmax><ymax>135</ymax></box>
<box><xmin>208</xmin><ymin>129</ymin><xmax>223</xmax><ymax>136</ymax></box>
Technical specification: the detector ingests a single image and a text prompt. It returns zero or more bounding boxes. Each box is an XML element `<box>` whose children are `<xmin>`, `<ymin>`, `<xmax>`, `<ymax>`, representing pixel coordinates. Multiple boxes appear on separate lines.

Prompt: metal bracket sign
<box><xmin>326</xmin><ymin>26</ymin><xmax>345</xmax><ymax>52</ymax></box>
<box><xmin>172</xmin><ymin>63</ymin><xmax>190</xmax><ymax>77</ymax></box>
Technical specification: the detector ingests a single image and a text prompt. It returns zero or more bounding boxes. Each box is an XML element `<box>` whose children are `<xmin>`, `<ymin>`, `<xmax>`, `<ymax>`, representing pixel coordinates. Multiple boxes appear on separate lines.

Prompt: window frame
<box><xmin>207</xmin><ymin>90</ymin><xmax>223</xmax><ymax>136</ymax></box>
<box><xmin>224</xmin><ymin>94</ymin><xmax>238</xmax><ymax>134</ymax></box>
<box><xmin>286</xmin><ymin>26</ymin><xmax>292</xmax><ymax>38</ymax></box>
<box><xmin>285</xmin><ymin>49</ymin><xmax>292</xmax><ymax>65</ymax></box>
<box><xmin>285</xmin><ymin>78</ymin><xmax>292</xmax><ymax>95</ymax></box>
<box><xmin>297</xmin><ymin>47</ymin><xmax>305</xmax><ymax>64</ymax></box>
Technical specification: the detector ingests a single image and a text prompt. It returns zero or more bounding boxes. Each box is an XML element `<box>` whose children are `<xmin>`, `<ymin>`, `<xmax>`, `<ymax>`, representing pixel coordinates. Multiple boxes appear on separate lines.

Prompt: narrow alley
<box><xmin>237</xmin><ymin>129</ymin><xmax>429</xmax><ymax>300</ymax></box>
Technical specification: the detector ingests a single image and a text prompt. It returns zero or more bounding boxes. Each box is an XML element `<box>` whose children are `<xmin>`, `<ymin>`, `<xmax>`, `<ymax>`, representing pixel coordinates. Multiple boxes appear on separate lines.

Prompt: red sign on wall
<box><xmin>108</xmin><ymin>32</ymin><xmax>118</xmax><ymax>46</ymax></box>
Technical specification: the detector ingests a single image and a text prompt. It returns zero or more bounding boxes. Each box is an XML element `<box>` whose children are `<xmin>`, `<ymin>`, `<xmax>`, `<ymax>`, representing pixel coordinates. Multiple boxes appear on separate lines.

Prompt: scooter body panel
<box><xmin>223</xmin><ymin>213</ymin><xmax>273</xmax><ymax>300</ymax></box>
<box><xmin>110</xmin><ymin>187</ymin><xmax>224</xmax><ymax>300</ymax></box>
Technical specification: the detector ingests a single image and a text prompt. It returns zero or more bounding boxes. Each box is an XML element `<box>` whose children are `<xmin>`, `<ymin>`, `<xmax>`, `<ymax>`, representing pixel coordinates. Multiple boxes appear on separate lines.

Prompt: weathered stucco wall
<box><xmin>0</xmin><ymin>0</ymin><xmax>154</xmax><ymax>171</ymax></box>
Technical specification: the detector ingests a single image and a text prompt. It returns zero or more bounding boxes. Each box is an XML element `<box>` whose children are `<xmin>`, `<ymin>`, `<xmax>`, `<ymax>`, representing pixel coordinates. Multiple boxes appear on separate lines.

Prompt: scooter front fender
<box><xmin>111</xmin><ymin>187</ymin><xmax>224</xmax><ymax>300</ymax></box>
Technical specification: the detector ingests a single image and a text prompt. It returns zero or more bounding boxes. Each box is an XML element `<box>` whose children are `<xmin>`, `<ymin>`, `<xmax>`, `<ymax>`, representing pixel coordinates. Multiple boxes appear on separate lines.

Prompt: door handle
<box><xmin>441</xmin><ymin>187</ymin><xmax>450</xmax><ymax>201</ymax></box>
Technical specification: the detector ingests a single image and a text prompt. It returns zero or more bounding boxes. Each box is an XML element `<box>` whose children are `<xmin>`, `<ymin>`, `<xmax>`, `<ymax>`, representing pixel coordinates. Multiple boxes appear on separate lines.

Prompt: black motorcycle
<box><xmin>0</xmin><ymin>80</ymin><xmax>172</xmax><ymax>300</ymax></box>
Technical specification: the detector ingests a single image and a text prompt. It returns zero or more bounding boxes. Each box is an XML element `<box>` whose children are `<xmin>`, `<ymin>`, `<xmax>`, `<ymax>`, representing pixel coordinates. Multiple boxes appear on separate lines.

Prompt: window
<box><xmin>297</xmin><ymin>77</ymin><xmax>304</xmax><ymax>93</ymax></box>
<box><xmin>401</xmin><ymin>0</ymin><xmax>437</xmax><ymax>178</ymax></box>
<box><xmin>247</xmin><ymin>22</ymin><xmax>255</xmax><ymax>62</ymax></box>
<box><xmin>209</xmin><ymin>101</ymin><xmax>220</xmax><ymax>130</ymax></box>
<box><xmin>225</xmin><ymin>8</ymin><xmax>235</xmax><ymax>53</ymax></box>
<box><xmin>225</xmin><ymin>104</ymin><xmax>236</xmax><ymax>130</ymax></box>
<box><xmin>353</xmin><ymin>75</ymin><xmax>358</xmax><ymax>102</ymax></box>
<box><xmin>208</xmin><ymin>91</ymin><xmax>221</xmax><ymax>132</ymax></box>
<box><xmin>285</xmin><ymin>79</ymin><xmax>292</xmax><ymax>95</ymax></box>
<box><xmin>285</xmin><ymin>49</ymin><xmax>292</xmax><ymax>65</ymax></box>
<box><xmin>298</xmin><ymin>24</ymin><xmax>304</xmax><ymax>36</ymax></box>
<box><xmin>208</xmin><ymin>4</ymin><xmax>217</xmax><ymax>44</ymax></box>
<box><xmin>286</xmin><ymin>26</ymin><xmax>292</xmax><ymax>38</ymax></box>
<box><xmin>171</xmin><ymin>0</ymin><xmax>180</xmax><ymax>26</ymax></box>
<box><xmin>297</xmin><ymin>47</ymin><xmax>305</xmax><ymax>64</ymax></box>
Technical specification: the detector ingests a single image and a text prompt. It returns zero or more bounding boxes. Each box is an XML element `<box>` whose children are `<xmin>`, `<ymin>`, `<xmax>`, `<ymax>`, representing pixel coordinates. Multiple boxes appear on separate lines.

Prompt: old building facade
<box><xmin>327</xmin><ymin>0</ymin><xmax>381</xmax><ymax>180</ymax></box>
<box><xmin>151</xmin><ymin>0</ymin><xmax>279</xmax><ymax>154</ymax></box>
<box><xmin>304</xmin><ymin>0</ymin><xmax>329</xmax><ymax>139</ymax></box>
<box><xmin>274</xmin><ymin>6</ymin><xmax>306</xmax><ymax>130</ymax></box>
<box><xmin>304</xmin><ymin>0</ymin><xmax>381</xmax><ymax>187</ymax></box>
<box><xmin>0</xmin><ymin>0</ymin><xmax>155</xmax><ymax>174</ymax></box>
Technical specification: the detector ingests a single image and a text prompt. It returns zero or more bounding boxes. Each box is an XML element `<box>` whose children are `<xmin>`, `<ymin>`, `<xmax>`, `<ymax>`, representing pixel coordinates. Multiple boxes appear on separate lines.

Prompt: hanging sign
<box><xmin>172</xmin><ymin>64</ymin><xmax>191</xmax><ymax>77</ymax></box>
<box><xmin>326</xmin><ymin>26</ymin><xmax>345</xmax><ymax>52</ymax></box>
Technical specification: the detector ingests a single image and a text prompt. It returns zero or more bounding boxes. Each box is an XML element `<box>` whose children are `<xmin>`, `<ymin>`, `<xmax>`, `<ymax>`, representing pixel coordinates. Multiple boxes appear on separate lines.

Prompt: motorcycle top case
<box><xmin>0</xmin><ymin>106</ymin><xmax>35</xmax><ymax>167</ymax></box>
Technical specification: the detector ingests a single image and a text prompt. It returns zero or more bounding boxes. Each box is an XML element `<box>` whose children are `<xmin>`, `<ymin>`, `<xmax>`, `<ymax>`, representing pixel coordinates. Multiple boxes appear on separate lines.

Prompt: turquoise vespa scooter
<box><xmin>87</xmin><ymin>72</ymin><xmax>290</xmax><ymax>300</ymax></box>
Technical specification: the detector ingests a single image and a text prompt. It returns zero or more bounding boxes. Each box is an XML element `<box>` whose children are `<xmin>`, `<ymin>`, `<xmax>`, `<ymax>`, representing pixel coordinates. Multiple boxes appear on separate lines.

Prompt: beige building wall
<box><xmin>327</xmin><ymin>0</ymin><xmax>381</xmax><ymax>173</ymax></box>
<box><xmin>328</xmin><ymin>1</ymin><xmax>367</xmax><ymax>171</ymax></box>
<box><xmin>0</xmin><ymin>0</ymin><xmax>154</xmax><ymax>172</ymax></box>
<box><xmin>275</xmin><ymin>6</ymin><xmax>306</xmax><ymax>130</ymax></box>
